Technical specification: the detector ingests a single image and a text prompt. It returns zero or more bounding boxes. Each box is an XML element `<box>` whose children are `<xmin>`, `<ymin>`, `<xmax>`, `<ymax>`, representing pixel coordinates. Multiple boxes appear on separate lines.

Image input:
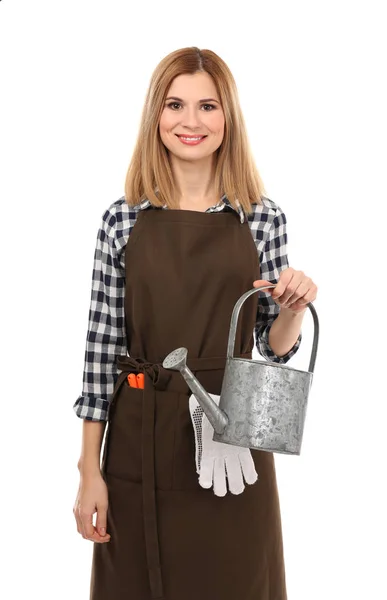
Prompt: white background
<box><xmin>1</xmin><ymin>1</ymin><xmax>386</xmax><ymax>598</ymax></box>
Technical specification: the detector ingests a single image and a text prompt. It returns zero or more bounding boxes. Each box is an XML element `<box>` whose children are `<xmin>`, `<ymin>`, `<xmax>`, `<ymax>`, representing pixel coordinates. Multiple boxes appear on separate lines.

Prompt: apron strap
<box><xmin>142</xmin><ymin>372</ymin><xmax>164</xmax><ymax>598</ymax></box>
<box><xmin>116</xmin><ymin>352</ymin><xmax>253</xmax><ymax>388</ymax></box>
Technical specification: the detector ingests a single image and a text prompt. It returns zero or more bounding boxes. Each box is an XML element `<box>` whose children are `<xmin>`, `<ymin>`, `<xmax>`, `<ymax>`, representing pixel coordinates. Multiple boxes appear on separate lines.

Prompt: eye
<box><xmin>167</xmin><ymin>102</ymin><xmax>182</xmax><ymax>110</ymax></box>
<box><xmin>165</xmin><ymin>102</ymin><xmax>216</xmax><ymax>111</ymax></box>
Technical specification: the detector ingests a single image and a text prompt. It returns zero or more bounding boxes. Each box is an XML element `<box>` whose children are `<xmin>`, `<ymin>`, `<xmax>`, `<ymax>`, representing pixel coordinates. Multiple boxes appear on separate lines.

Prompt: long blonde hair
<box><xmin>124</xmin><ymin>47</ymin><xmax>266</xmax><ymax>215</ymax></box>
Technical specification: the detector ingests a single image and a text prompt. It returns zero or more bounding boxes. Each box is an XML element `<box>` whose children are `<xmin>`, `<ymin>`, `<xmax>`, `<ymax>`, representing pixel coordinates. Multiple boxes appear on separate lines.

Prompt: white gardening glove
<box><xmin>189</xmin><ymin>393</ymin><xmax>258</xmax><ymax>497</ymax></box>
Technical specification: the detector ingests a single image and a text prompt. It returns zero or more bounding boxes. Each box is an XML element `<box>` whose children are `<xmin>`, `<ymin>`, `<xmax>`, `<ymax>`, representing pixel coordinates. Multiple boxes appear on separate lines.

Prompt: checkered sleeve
<box><xmin>73</xmin><ymin>203</ymin><xmax>127</xmax><ymax>421</ymax></box>
<box><xmin>249</xmin><ymin>199</ymin><xmax>302</xmax><ymax>364</ymax></box>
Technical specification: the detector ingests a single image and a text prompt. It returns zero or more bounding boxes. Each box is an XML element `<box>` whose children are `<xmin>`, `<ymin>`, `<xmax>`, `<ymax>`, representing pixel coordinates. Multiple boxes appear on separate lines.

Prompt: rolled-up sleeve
<box><xmin>253</xmin><ymin>204</ymin><xmax>302</xmax><ymax>364</ymax></box>
<box><xmin>73</xmin><ymin>205</ymin><xmax>127</xmax><ymax>421</ymax></box>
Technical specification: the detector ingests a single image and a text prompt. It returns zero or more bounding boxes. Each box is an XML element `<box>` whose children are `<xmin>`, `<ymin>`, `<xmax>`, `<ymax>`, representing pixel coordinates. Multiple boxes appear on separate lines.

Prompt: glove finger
<box><xmin>225</xmin><ymin>455</ymin><xmax>244</xmax><ymax>495</ymax></box>
<box><xmin>213</xmin><ymin>457</ymin><xmax>227</xmax><ymax>497</ymax></box>
<box><xmin>199</xmin><ymin>457</ymin><xmax>214</xmax><ymax>489</ymax></box>
<box><xmin>239</xmin><ymin>451</ymin><xmax>259</xmax><ymax>485</ymax></box>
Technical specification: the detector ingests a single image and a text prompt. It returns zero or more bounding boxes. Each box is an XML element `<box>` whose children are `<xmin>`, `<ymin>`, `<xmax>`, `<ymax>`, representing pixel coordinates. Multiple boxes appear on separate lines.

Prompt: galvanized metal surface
<box><xmin>162</xmin><ymin>285</ymin><xmax>319</xmax><ymax>455</ymax></box>
<box><xmin>213</xmin><ymin>357</ymin><xmax>312</xmax><ymax>454</ymax></box>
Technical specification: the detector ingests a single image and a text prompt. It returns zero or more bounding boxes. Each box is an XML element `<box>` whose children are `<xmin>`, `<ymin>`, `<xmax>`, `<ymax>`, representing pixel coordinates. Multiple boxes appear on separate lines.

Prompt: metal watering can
<box><xmin>163</xmin><ymin>285</ymin><xmax>319</xmax><ymax>455</ymax></box>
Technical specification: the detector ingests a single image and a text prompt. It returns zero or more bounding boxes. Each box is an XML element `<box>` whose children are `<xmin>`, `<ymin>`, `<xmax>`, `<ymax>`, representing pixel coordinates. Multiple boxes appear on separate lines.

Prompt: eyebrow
<box><xmin>165</xmin><ymin>96</ymin><xmax>220</xmax><ymax>104</ymax></box>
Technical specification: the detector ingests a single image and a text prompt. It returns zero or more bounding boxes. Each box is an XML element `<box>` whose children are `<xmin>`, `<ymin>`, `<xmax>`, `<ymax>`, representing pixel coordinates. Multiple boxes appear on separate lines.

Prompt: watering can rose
<box><xmin>253</xmin><ymin>267</ymin><xmax>318</xmax><ymax>314</ymax></box>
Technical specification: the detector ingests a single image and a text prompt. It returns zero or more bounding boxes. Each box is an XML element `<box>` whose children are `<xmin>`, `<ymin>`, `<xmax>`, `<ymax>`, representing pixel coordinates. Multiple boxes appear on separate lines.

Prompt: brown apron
<box><xmin>90</xmin><ymin>208</ymin><xmax>287</xmax><ymax>600</ymax></box>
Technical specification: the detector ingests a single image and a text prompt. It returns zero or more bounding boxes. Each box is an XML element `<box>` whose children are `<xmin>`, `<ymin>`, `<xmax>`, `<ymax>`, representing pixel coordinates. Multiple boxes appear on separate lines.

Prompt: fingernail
<box><xmin>100</xmin><ymin>527</ymin><xmax>106</xmax><ymax>535</ymax></box>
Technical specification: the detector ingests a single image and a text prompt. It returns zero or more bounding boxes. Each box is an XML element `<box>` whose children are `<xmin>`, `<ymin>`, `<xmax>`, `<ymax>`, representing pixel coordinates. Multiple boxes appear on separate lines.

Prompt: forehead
<box><xmin>166</xmin><ymin>72</ymin><xmax>219</xmax><ymax>100</ymax></box>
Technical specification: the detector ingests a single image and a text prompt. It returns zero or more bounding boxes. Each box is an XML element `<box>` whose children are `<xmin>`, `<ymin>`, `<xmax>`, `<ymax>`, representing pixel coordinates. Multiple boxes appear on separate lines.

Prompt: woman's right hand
<box><xmin>73</xmin><ymin>472</ymin><xmax>111</xmax><ymax>543</ymax></box>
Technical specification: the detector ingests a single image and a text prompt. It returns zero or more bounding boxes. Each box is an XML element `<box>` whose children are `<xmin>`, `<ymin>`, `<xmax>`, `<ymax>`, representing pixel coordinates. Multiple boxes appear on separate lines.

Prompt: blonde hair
<box><xmin>124</xmin><ymin>47</ymin><xmax>266</xmax><ymax>215</ymax></box>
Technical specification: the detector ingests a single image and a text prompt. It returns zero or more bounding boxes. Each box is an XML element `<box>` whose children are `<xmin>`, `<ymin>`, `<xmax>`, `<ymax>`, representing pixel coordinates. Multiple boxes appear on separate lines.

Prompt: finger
<box><xmin>283</xmin><ymin>279</ymin><xmax>310</xmax><ymax>307</ymax></box>
<box><xmin>90</xmin><ymin>532</ymin><xmax>110</xmax><ymax>544</ymax></box>
<box><xmin>73</xmin><ymin>504</ymin><xmax>84</xmax><ymax>536</ymax></box>
<box><xmin>289</xmin><ymin>283</ymin><xmax>317</xmax><ymax>307</ymax></box>
<box><xmin>213</xmin><ymin>458</ymin><xmax>227</xmax><ymax>497</ymax></box>
<box><xmin>225</xmin><ymin>456</ymin><xmax>244</xmax><ymax>495</ymax></box>
<box><xmin>271</xmin><ymin>269</ymin><xmax>297</xmax><ymax>302</ymax></box>
<box><xmin>90</xmin><ymin>531</ymin><xmax>111</xmax><ymax>543</ymax></box>
<box><xmin>79</xmin><ymin>508</ymin><xmax>96</xmax><ymax>539</ymax></box>
<box><xmin>239</xmin><ymin>452</ymin><xmax>259</xmax><ymax>485</ymax></box>
<box><xmin>275</xmin><ymin>275</ymin><xmax>304</xmax><ymax>305</ymax></box>
<box><xmin>199</xmin><ymin>457</ymin><xmax>214</xmax><ymax>489</ymax></box>
<box><xmin>75</xmin><ymin>502</ymin><xmax>88</xmax><ymax>538</ymax></box>
<box><xmin>79</xmin><ymin>508</ymin><xmax>111</xmax><ymax>543</ymax></box>
<box><xmin>96</xmin><ymin>503</ymin><xmax>109</xmax><ymax>538</ymax></box>
<box><xmin>252</xmin><ymin>279</ymin><xmax>271</xmax><ymax>289</ymax></box>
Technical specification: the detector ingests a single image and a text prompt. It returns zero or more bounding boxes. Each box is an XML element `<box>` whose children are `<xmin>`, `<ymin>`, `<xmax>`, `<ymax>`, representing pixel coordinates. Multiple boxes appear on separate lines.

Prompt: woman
<box><xmin>73</xmin><ymin>46</ymin><xmax>317</xmax><ymax>600</ymax></box>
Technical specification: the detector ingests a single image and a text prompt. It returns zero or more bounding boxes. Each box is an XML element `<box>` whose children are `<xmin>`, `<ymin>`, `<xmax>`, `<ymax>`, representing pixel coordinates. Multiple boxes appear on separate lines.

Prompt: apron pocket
<box><xmin>103</xmin><ymin>383</ymin><xmax>197</xmax><ymax>490</ymax></box>
<box><xmin>104</xmin><ymin>380</ymin><xmax>143</xmax><ymax>483</ymax></box>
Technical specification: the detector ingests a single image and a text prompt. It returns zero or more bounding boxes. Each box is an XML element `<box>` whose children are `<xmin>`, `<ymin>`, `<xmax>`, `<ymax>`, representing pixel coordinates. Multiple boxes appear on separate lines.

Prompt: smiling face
<box><xmin>159</xmin><ymin>72</ymin><xmax>225</xmax><ymax>163</ymax></box>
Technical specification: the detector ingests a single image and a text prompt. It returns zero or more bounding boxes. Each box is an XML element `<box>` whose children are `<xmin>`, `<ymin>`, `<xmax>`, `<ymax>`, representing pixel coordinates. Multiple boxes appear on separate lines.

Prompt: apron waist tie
<box><xmin>112</xmin><ymin>352</ymin><xmax>252</xmax><ymax>599</ymax></box>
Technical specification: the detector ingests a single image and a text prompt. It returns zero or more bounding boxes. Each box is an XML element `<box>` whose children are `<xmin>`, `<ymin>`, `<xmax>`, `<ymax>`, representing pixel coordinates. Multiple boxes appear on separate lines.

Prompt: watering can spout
<box><xmin>162</xmin><ymin>348</ymin><xmax>228</xmax><ymax>434</ymax></box>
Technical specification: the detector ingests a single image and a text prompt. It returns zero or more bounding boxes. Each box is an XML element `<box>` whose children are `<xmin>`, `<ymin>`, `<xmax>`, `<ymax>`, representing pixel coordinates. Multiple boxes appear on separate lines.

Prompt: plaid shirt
<box><xmin>73</xmin><ymin>194</ymin><xmax>302</xmax><ymax>421</ymax></box>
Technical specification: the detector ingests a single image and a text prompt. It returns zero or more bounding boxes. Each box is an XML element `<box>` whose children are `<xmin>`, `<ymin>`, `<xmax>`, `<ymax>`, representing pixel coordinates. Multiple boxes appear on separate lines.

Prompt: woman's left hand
<box><xmin>253</xmin><ymin>268</ymin><xmax>318</xmax><ymax>314</ymax></box>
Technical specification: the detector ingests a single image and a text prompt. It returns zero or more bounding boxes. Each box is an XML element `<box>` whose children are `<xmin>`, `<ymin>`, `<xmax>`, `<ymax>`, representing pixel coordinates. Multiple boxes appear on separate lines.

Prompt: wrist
<box><xmin>77</xmin><ymin>457</ymin><xmax>101</xmax><ymax>476</ymax></box>
<box><xmin>279</xmin><ymin>306</ymin><xmax>307</xmax><ymax>319</ymax></box>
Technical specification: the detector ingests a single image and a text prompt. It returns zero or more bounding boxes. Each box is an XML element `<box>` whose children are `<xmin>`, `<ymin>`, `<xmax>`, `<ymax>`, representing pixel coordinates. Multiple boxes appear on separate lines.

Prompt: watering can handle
<box><xmin>227</xmin><ymin>285</ymin><xmax>319</xmax><ymax>374</ymax></box>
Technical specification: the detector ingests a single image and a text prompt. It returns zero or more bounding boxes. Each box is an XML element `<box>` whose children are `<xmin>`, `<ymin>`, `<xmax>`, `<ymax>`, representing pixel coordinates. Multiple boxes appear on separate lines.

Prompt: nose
<box><xmin>180</xmin><ymin>105</ymin><xmax>202</xmax><ymax>130</ymax></box>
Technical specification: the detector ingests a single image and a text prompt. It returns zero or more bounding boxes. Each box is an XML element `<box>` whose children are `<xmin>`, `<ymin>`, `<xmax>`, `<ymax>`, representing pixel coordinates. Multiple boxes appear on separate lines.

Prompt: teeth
<box><xmin>179</xmin><ymin>136</ymin><xmax>204</xmax><ymax>141</ymax></box>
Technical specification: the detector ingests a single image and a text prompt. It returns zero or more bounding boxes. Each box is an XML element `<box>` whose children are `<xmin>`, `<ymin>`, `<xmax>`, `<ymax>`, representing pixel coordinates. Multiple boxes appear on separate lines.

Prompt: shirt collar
<box><xmin>136</xmin><ymin>193</ymin><xmax>245</xmax><ymax>224</ymax></box>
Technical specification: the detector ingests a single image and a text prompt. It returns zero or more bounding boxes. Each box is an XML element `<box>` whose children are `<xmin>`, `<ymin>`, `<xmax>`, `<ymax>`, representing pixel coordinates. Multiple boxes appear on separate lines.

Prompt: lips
<box><xmin>175</xmin><ymin>134</ymin><xmax>208</xmax><ymax>146</ymax></box>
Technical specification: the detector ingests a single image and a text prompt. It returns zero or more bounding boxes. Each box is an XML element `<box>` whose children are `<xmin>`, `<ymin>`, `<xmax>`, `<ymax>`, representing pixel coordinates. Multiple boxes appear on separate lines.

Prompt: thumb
<box><xmin>239</xmin><ymin>451</ymin><xmax>259</xmax><ymax>485</ymax></box>
<box><xmin>252</xmin><ymin>279</ymin><xmax>272</xmax><ymax>288</ymax></box>
<box><xmin>96</xmin><ymin>502</ymin><xmax>108</xmax><ymax>537</ymax></box>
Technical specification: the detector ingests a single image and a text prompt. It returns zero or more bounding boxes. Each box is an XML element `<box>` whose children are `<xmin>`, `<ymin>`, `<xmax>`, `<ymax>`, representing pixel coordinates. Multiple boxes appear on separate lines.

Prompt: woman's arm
<box><xmin>251</xmin><ymin>201</ymin><xmax>302</xmax><ymax>363</ymax></box>
<box><xmin>73</xmin><ymin>199</ymin><xmax>132</xmax><ymax>544</ymax></box>
<box><xmin>74</xmin><ymin>200</ymin><xmax>129</xmax><ymax>469</ymax></box>
<box><xmin>268</xmin><ymin>306</ymin><xmax>306</xmax><ymax>357</ymax></box>
<box><xmin>73</xmin><ymin>203</ymin><xmax>127</xmax><ymax>423</ymax></box>
<box><xmin>77</xmin><ymin>420</ymin><xmax>106</xmax><ymax>475</ymax></box>
<box><xmin>74</xmin><ymin>419</ymin><xmax>111</xmax><ymax>543</ymax></box>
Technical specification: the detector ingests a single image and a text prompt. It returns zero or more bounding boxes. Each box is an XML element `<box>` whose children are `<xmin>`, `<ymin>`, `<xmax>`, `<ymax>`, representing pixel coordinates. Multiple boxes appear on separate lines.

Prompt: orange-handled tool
<box><xmin>136</xmin><ymin>373</ymin><xmax>145</xmax><ymax>389</ymax></box>
<box><xmin>127</xmin><ymin>373</ymin><xmax>138</xmax><ymax>388</ymax></box>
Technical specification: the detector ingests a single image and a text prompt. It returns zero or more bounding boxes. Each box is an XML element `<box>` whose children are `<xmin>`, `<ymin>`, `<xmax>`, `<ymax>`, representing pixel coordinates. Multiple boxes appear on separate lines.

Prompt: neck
<box><xmin>170</xmin><ymin>153</ymin><xmax>218</xmax><ymax>206</ymax></box>
<box><xmin>179</xmin><ymin>197</ymin><xmax>219</xmax><ymax>212</ymax></box>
